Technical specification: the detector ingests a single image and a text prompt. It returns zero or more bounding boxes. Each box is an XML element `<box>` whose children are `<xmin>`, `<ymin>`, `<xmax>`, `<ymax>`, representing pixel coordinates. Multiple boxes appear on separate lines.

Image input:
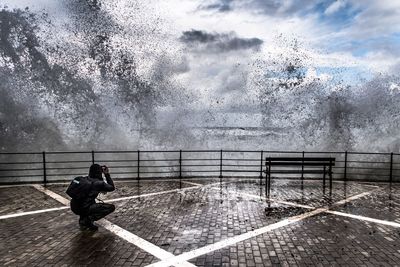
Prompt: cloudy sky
<box><xmin>2</xmin><ymin>0</ymin><xmax>400</xmax><ymax>150</ymax></box>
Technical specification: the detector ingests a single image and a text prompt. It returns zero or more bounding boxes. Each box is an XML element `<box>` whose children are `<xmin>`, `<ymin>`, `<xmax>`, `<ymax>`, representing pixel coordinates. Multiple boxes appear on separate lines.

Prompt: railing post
<box><xmin>179</xmin><ymin>150</ymin><xmax>182</xmax><ymax>189</ymax></box>
<box><xmin>265</xmin><ymin>158</ymin><xmax>268</xmax><ymax>196</ymax></box>
<box><xmin>390</xmin><ymin>152</ymin><xmax>393</xmax><ymax>183</ymax></box>
<box><xmin>42</xmin><ymin>151</ymin><xmax>47</xmax><ymax>185</ymax></box>
<box><xmin>268</xmin><ymin>157</ymin><xmax>271</xmax><ymax>197</ymax></box>
<box><xmin>329</xmin><ymin>158</ymin><xmax>333</xmax><ymax>190</ymax></box>
<box><xmin>219</xmin><ymin>149</ymin><xmax>223</xmax><ymax>179</ymax></box>
<box><xmin>301</xmin><ymin>151</ymin><xmax>304</xmax><ymax>180</ymax></box>
<box><xmin>137</xmin><ymin>150</ymin><xmax>140</xmax><ymax>181</ymax></box>
<box><xmin>344</xmin><ymin>151</ymin><xmax>347</xmax><ymax>181</ymax></box>
<box><xmin>91</xmin><ymin>150</ymin><xmax>95</xmax><ymax>165</ymax></box>
<box><xmin>259</xmin><ymin>150</ymin><xmax>264</xmax><ymax>183</ymax></box>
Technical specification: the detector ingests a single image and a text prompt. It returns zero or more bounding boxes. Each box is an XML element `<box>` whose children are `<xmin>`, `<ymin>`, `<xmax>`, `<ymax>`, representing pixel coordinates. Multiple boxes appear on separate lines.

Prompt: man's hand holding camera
<box><xmin>101</xmin><ymin>165</ymin><xmax>109</xmax><ymax>175</ymax></box>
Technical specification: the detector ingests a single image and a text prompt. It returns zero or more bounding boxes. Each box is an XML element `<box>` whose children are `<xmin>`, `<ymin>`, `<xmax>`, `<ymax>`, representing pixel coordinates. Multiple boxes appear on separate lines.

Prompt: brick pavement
<box><xmin>0</xmin><ymin>210</ymin><xmax>157</xmax><ymax>266</ymax></box>
<box><xmin>47</xmin><ymin>180</ymin><xmax>194</xmax><ymax>201</ymax></box>
<box><xmin>107</xmin><ymin>186</ymin><xmax>307</xmax><ymax>256</ymax></box>
<box><xmin>0</xmin><ymin>178</ymin><xmax>399</xmax><ymax>266</ymax></box>
<box><xmin>332</xmin><ymin>184</ymin><xmax>400</xmax><ymax>223</ymax></box>
<box><xmin>0</xmin><ymin>186</ymin><xmax>64</xmax><ymax>216</ymax></box>
<box><xmin>188</xmin><ymin>213</ymin><xmax>400</xmax><ymax>267</ymax></box>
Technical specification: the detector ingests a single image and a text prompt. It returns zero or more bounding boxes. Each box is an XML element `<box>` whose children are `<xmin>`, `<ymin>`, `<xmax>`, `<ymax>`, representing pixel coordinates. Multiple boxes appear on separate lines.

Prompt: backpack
<box><xmin>66</xmin><ymin>176</ymin><xmax>92</xmax><ymax>199</ymax></box>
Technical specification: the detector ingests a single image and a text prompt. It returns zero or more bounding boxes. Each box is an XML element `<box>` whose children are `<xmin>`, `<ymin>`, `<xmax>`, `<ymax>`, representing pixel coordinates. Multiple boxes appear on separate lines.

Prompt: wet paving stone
<box><xmin>107</xmin><ymin>185</ymin><xmax>308</xmax><ymax>256</ymax></box>
<box><xmin>210</xmin><ymin>179</ymin><xmax>377</xmax><ymax>208</ymax></box>
<box><xmin>0</xmin><ymin>186</ymin><xmax>63</xmax><ymax>215</ymax></box>
<box><xmin>46</xmin><ymin>180</ymin><xmax>195</xmax><ymax>201</ymax></box>
<box><xmin>332</xmin><ymin>184</ymin><xmax>400</xmax><ymax>223</ymax></box>
<box><xmin>1</xmin><ymin>179</ymin><xmax>399</xmax><ymax>266</ymax></box>
<box><xmin>267</xmin><ymin>180</ymin><xmax>377</xmax><ymax>207</ymax></box>
<box><xmin>0</xmin><ymin>210</ymin><xmax>157</xmax><ymax>266</ymax></box>
<box><xmin>189</xmin><ymin>213</ymin><xmax>400</xmax><ymax>267</ymax></box>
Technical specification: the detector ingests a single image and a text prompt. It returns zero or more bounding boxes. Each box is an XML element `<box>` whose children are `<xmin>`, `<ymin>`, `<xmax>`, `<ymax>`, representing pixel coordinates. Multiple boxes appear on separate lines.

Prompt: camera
<box><xmin>101</xmin><ymin>165</ymin><xmax>108</xmax><ymax>172</ymax></box>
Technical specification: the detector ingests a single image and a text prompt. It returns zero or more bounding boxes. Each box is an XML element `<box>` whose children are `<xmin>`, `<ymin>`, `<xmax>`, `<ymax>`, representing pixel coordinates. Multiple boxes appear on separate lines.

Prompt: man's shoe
<box><xmin>86</xmin><ymin>221</ymin><xmax>99</xmax><ymax>231</ymax></box>
<box><xmin>79</xmin><ymin>217</ymin><xmax>98</xmax><ymax>231</ymax></box>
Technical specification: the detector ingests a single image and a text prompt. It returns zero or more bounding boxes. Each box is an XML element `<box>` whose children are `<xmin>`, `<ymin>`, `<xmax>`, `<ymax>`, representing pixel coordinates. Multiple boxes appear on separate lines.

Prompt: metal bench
<box><xmin>265</xmin><ymin>157</ymin><xmax>335</xmax><ymax>196</ymax></box>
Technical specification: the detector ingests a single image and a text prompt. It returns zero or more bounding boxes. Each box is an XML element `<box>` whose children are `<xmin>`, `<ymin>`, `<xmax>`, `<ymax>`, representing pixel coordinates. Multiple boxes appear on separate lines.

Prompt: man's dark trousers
<box><xmin>84</xmin><ymin>203</ymin><xmax>115</xmax><ymax>221</ymax></box>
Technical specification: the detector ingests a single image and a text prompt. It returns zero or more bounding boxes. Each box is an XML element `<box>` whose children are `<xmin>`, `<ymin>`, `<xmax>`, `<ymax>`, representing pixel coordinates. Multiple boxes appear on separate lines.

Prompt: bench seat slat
<box><xmin>267</xmin><ymin>162</ymin><xmax>334</xmax><ymax>166</ymax></box>
<box><xmin>267</xmin><ymin>169</ymin><xmax>331</xmax><ymax>174</ymax></box>
<box><xmin>266</xmin><ymin>157</ymin><xmax>335</xmax><ymax>161</ymax></box>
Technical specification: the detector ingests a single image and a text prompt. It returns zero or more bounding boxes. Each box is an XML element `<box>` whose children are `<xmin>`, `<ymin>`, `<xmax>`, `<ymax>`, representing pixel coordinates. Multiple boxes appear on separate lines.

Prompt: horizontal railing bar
<box><xmin>346</xmin><ymin>160</ymin><xmax>391</xmax><ymax>164</ymax></box>
<box><xmin>91</xmin><ymin>159</ymin><xmax>138</xmax><ymax>163</ymax></box>
<box><xmin>0</xmin><ymin>152</ymin><xmax>42</xmax><ymax>155</ymax></box>
<box><xmin>139</xmin><ymin>159</ymin><xmax>178</xmax><ymax>162</ymax></box>
<box><xmin>0</xmin><ymin>174</ymin><xmax>44</xmax><ymax>178</ymax></box>
<box><xmin>44</xmin><ymin>151</ymin><xmax>92</xmax><ymax>154</ymax></box>
<box><xmin>222</xmin><ymin>170</ymin><xmax>260</xmax><ymax>173</ymax></box>
<box><xmin>344</xmin><ymin>167</ymin><xmax>391</xmax><ymax>170</ymax></box>
<box><xmin>222</xmin><ymin>159</ymin><xmax>260</xmax><ymax>161</ymax></box>
<box><xmin>181</xmin><ymin>164</ymin><xmax>221</xmax><ymax>167</ymax></box>
<box><xmin>46</xmin><ymin>166</ymin><xmax>89</xmax><ymax>170</ymax></box>
<box><xmin>96</xmin><ymin>150</ymin><xmax>180</xmax><ymax>153</ymax></box>
<box><xmin>182</xmin><ymin>170</ymin><xmax>219</xmax><ymax>173</ymax></box>
<box><xmin>222</xmin><ymin>164</ymin><xmax>260</xmax><ymax>167</ymax></box>
<box><xmin>136</xmin><ymin>171</ymin><xmax>180</xmax><ymax>174</ymax></box>
<box><xmin>139</xmin><ymin>165</ymin><xmax>179</xmax><ymax>168</ymax></box>
<box><xmin>181</xmin><ymin>158</ymin><xmax>220</xmax><ymax>161</ymax></box>
<box><xmin>0</xmin><ymin>161</ymin><xmax>43</xmax><ymax>165</ymax></box>
<box><xmin>46</xmin><ymin>160</ymin><xmax>93</xmax><ymax>164</ymax></box>
<box><xmin>0</xmin><ymin>168</ymin><xmax>43</xmax><ymax>171</ymax></box>
<box><xmin>345</xmin><ymin>173</ymin><xmax>390</xmax><ymax>177</ymax></box>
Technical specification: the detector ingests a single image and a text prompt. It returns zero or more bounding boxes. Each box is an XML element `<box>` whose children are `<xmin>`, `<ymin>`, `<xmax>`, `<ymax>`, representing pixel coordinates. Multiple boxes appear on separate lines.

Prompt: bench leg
<box><xmin>265</xmin><ymin>168</ymin><xmax>268</xmax><ymax>197</ymax></box>
<box><xmin>329</xmin><ymin>166</ymin><xmax>333</xmax><ymax>196</ymax></box>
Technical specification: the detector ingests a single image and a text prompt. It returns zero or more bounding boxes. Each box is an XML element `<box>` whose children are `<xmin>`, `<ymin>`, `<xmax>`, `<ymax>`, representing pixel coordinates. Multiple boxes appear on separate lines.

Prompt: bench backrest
<box><xmin>265</xmin><ymin>157</ymin><xmax>335</xmax><ymax>166</ymax></box>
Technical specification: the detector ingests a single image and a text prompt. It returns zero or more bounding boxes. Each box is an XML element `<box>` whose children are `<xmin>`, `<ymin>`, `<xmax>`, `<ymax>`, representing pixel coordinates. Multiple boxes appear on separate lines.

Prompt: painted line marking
<box><xmin>210</xmin><ymin>187</ymin><xmax>316</xmax><ymax>210</ymax></box>
<box><xmin>97</xmin><ymin>220</ymin><xmax>196</xmax><ymax>267</ymax></box>
<box><xmin>146</xmin><ymin>208</ymin><xmax>328</xmax><ymax>267</ymax></box>
<box><xmin>326</xmin><ymin>210</ymin><xmax>400</xmax><ymax>228</ymax></box>
<box><xmin>0</xmin><ymin>206</ymin><xmax>69</xmax><ymax>220</ymax></box>
<box><xmin>104</xmin><ymin>186</ymin><xmax>199</xmax><ymax>203</ymax></box>
<box><xmin>145</xmin><ymin>188</ymin><xmax>379</xmax><ymax>267</ymax></box>
<box><xmin>32</xmin><ymin>184</ymin><xmax>70</xmax><ymax>205</ymax></box>
<box><xmin>1</xmin><ymin>181</ymin><xmax>224</xmax><ymax>220</ymax></box>
<box><xmin>330</xmin><ymin>190</ymin><xmax>378</xmax><ymax>207</ymax></box>
<box><xmin>181</xmin><ymin>180</ymin><xmax>203</xmax><ymax>186</ymax></box>
<box><xmin>104</xmin><ymin>181</ymin><xmax>227</xmax><ymax>203</ymax></box>
<box><xmin>31</xmin><ymin>185</ymin><xmax>196</xmax><ymax>267</ymax></box>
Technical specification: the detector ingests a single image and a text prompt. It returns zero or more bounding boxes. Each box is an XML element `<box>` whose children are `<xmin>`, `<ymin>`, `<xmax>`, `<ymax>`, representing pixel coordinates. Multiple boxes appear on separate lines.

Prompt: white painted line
<box><xmin>145</xmin><ymin>188</ymin><xmax>384</xmax><ymax>267</ymax></box>
<box><xmin>104</xmin><ymin>186</ymin><xmax>199</xmax><ymax>203</ymax></box>
<box><xmin>2</xmin><ymin>181</ymin><xmax>222</xmax><ymax>220</ymax></box>
<box><xmin>270</xmin><ymin>199</ymin><xmax>315</xmax><ymax>209</ymax></box>
<box><xmin>326</xmin><ymin>210</ymin><xmax>400</xmax><ymax>228</ymax></box>
<box><xmin>146</xmin><ymin>208</ymin><xmax>328</xmax><ymax>267</ymax></box>
<box><xmin>210</xmin><ymin>187</ymin><xmax>315</xmax><ymax>209</ymax></box>
<box><xmin>0</xmin><ymin>206</ymin><xmax>69</xmax><ymax>220</ymax></box>
<box><xmin>331</xmin><ymin>190</ymin><xmax>378</xmax><ymax>207</ymax></box>
<box><xmin>104</xmin><ymin>181</ymin><xmax>225</xmax><ymax>203</ymax></box>
<box><xmin>97</xmin><ymin>220</ymin><xmax>196</xmax><ymax>267</ymax></box>
<box><xmin>31</xmin><ymin>184</ymin><xmax>196</xmax><ymax>267</ymax></box>
<box><xmin>31</xmin><ymin>185</ymin><xmax>70</xmax><ymax>205</ymax></box>
<box><xmin>181</xmin><ymin>180</ymin><xmax>203</xmax><ymax>186</ymax></box>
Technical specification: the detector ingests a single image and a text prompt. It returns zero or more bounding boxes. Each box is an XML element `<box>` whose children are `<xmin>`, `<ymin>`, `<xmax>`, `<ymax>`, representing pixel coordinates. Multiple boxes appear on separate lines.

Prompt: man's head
<box><xmin>89</xmin><ymin>164</ymin><xmax>103</xmax><ymax>180</ymax></box>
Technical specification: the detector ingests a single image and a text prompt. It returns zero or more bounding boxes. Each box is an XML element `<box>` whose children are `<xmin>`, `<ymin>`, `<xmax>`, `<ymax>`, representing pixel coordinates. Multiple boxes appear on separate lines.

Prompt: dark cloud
<box><xmin>180</xmin><ymin>30</ymin><xmax>263</xmax><ymax>52</ymax></box>
<box><xmin>198</xmin><ymin>0</ymin><xmax>233</xmax><ymax>12</ymax></box>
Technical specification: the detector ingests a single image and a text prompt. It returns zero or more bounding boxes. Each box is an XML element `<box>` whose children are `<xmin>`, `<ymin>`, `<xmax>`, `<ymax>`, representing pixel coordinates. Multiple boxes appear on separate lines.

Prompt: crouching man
<box><xmin>67</xmin><ymin>164</ymin><xmax>116</xmax><ymax>231</ymax></box>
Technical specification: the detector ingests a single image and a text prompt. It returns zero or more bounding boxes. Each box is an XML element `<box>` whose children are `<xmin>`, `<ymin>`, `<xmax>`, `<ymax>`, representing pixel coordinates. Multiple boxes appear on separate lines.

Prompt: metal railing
<box><xmin>0</xmin><ymin>150</ymin><xmax>399</xmax><ymax>184</ymax></box>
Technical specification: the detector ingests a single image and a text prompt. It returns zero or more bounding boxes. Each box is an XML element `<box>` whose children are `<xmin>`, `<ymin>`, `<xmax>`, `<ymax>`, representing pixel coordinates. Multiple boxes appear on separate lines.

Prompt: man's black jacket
<box><xmin>70</xmin><ymin>174</ymin><xmax>115</xmax><ymax>214</ymax></box>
